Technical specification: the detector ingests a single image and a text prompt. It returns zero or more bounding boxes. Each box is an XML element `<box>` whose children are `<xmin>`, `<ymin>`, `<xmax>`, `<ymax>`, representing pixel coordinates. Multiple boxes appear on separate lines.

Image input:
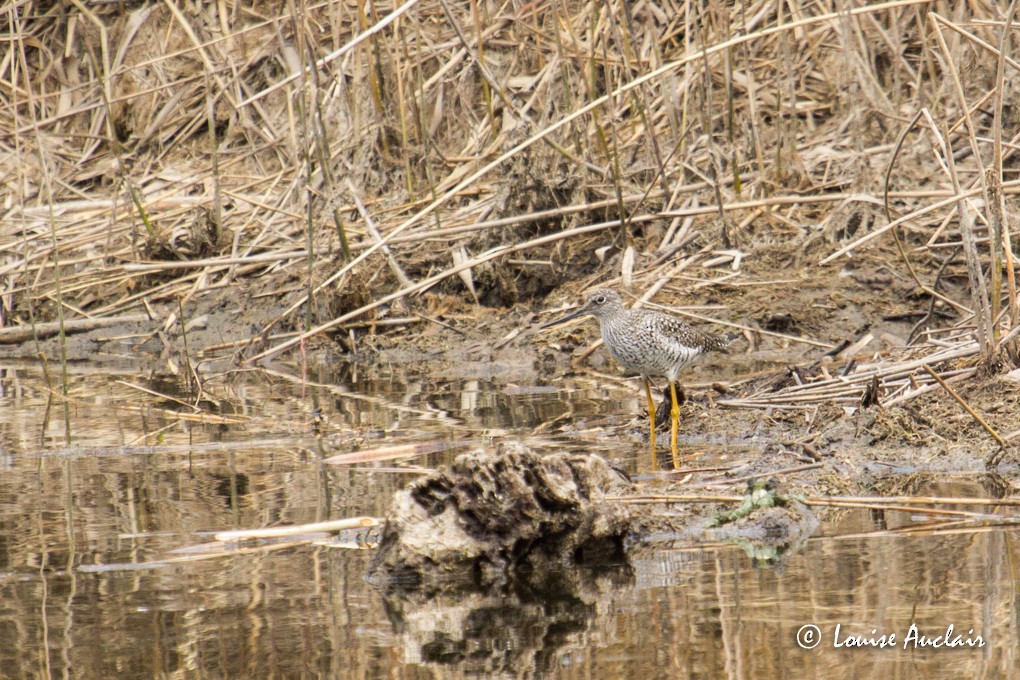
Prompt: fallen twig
<box><xmin>0</xmin><ymin>313</ymin><xmax>149</xmax><ymax>343</ymax></box>
<box><xmin>214</xmin><ymin>516</ymin><xmax>380</xmax><ymax>542</ymax></box>
<box><xmin>922</xmin><ymin>363</ymin><xmax>1007</xmax><ymax>450</ymax></box>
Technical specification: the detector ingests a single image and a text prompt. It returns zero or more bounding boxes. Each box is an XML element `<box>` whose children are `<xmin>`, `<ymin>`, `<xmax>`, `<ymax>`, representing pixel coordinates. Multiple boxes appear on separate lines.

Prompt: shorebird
<box><xmin>541</xmin><ymin>288</ymin><xmax>734</xmax><ymax>469</ymax></box>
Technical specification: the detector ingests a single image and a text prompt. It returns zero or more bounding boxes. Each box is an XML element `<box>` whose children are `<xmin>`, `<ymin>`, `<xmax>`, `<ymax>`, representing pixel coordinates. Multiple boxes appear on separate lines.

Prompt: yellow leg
<box><xmin>668</xmin><ymin>380</ymin><xmax>682</xmax><ymax>469</ymax></box>
<box><xmin>643</xmin><ymin>377</ymin><xmax>658</xmax><ymax>471</ymax></box>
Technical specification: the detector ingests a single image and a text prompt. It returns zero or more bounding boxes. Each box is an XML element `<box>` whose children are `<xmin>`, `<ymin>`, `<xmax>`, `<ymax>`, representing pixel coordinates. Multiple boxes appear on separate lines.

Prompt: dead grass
<box><xmin>1</xmin><ymin>0</ymin><xmax>1018</xmax><ymax>377</ymax></box>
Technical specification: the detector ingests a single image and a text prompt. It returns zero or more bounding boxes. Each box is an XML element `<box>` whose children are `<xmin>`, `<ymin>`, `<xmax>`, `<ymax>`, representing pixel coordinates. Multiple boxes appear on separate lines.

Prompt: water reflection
<box><xmin>378</xmin><ymin>565</ymin><xmax>633</xmax><ymax>676</ymax></box>
<box><xmin>0</xmin><ymin>361</ymin><xmax>1016</xmax><ymax>678</ymax></box>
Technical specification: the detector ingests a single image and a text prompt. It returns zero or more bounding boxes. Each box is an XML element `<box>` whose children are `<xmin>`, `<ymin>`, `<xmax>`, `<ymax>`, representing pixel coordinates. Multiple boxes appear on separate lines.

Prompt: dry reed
<box><xmin>1</xmin><ymin>0</ymin><xmax>1017</xmax><ymax>404</ymax></box>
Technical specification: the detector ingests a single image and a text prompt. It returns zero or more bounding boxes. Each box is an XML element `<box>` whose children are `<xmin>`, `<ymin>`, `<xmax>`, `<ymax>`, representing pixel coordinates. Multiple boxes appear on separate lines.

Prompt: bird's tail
<box><xmin>709</xmin><ymin>332</ymin><xmax>740</xmax><ymax>352</ymax></box>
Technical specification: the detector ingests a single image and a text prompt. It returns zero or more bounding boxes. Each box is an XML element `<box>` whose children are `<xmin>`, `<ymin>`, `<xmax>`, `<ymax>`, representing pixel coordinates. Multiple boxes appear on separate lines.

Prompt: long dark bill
<box><xmin>539</xmin><ymin>304</ymin><xmax>591</xmax><ymax>330</ymax></box>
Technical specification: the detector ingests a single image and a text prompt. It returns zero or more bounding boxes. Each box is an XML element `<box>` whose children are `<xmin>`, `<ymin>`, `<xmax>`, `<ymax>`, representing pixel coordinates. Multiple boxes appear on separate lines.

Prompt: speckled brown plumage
<box><xmin>542</xmin><ymin>288</ymin><xmax>735</xmax><ymax>469</ymax></box>
<box><xmin>543</xmin><ymin>288</ymin><xmax>733</xmax><ymax>381</ymax></box>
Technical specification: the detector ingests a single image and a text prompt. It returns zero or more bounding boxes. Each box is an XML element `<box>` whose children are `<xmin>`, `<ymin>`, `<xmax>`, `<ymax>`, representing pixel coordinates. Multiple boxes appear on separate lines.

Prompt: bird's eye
<box><xmin>595</xmin><ymin>295</ymin><xmax>606</xmax><ymax>304</ymax></box>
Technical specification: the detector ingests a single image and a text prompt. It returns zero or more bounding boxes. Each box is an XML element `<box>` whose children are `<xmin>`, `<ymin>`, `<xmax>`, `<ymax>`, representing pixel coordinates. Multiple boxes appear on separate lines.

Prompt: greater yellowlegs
<box><xmin>541</xmin><ymin>288</ymin><xmax>734</xmax><ymax>469</ymax></box>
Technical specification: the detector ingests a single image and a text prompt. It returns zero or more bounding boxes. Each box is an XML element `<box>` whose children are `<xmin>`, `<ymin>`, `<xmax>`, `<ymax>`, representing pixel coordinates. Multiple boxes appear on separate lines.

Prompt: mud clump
<box><xmin>703</xmin><ymin>481</ymin><xmax>819</xmax><ymax>564</ymax></box>
<box><xmin>708</xmin><ymin>504</ymin><xmax>818</xmax><ymax>560</ymax></box>
<box><xmin>366</xmin><ymin>444</ymin><xmax>634</xmax><ymax>591</ymax></box>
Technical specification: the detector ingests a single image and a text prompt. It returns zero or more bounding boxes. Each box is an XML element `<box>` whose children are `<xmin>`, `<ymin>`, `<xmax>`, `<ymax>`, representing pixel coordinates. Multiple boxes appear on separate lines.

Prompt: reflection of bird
<box><xmin>541</xmin><ymin>288</ymin><xmax>735</xmax><ymax>469</ymax></box>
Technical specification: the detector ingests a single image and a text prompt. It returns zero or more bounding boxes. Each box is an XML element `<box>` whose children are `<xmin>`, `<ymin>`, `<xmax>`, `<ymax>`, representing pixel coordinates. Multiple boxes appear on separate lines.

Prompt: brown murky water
<box><xmin>0</xmin><ymin>359</ymin><xmax>1016</xmax><ymax>679</ymax></box>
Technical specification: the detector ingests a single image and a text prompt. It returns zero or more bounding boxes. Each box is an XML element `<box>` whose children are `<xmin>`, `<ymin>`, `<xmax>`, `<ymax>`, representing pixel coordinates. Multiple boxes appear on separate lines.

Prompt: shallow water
<box><xmin>0</xmin><ymin>359</ymin><xmax>1016</xmax><ymax>679</ymax></box>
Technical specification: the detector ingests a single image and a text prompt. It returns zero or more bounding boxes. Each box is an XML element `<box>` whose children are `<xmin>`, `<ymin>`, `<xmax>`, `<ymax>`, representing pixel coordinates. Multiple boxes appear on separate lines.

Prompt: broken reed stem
<box><xmin>347</xmin><ymin>180</ymin><xmax>412</xmax><ymax>287</ymax></box>
<box><xmin>176</xmin><ymin>297</ymin><xmax>203</xmax><ymax>399</ymax></box>
<box><xmin>214</xmin><ymin>516</ymin><xmax>380</xmax><ymax>542</ymax></box>
<box><xmin>18</xmin><ymin>4</ymin><xmax>74</xmax><ymax>442</ymax></box>
<box><xmin>722</xmin><ymin>462</ymin><xmax>824</xmax><ymax>485</ymax></box>
<box><xmin>45</xmin><ymin>178</ymin><xmax>71</xmax><ymax>447</ymax></box>
<box><xmin>306</xmin><ymin>38</ymin><xmax>352</xmax><ymax>260</ymax></box>
<box><xmin>610</xmin><ymin>492</ymin><xmax>1020</xmax><ymax>513</ymax></box>
<box><xmin>929</xmin><ymin>15</ymin><xmax>994</xmax><ymax>359</ymax></box>
<box><xmin>304</xmin><ymin>179</ymin><xmax>316</xmax><ymax>336</ymax></box>
<box><xmin>0</xmin><ymin>314</ymin><xmax>149</xmax><ymax>343</ymax></box>
<box><xmin>991</xmin><ymin>3</ymin><xmax>1020</xmax><ymax>347</ymax></box>
<box><xmin>205</xmin><ymin>72</ymin><xmax>223</xmax><ymax>263</ymax></box>
<box><xmin>617</xmin><ymin>496</ymin><xmax>1004</xmax><ymax>521</ymax></box>
<box><xmin>117</xmin><ymin>379</ymin><xmax>204</xmax><ymax>414</ymax></box>
<box><xmin>470</xmin><ymin>0</ymin><xmax>497</xmax><ymax>135</ymax></box>
<box><xmin>696</xmin><ymin>18</ymin><xmax>731</xmax><ymax>249</ymax></box>
<box><xmin>288</xmin><ymin>0</ymin><xmax>319</xmax><ymax>334</ymax></box>
<box><xmin>882</xmin><ymin>109</ymin><xmax>952</xmax><ymax>311</ymax></box>
<box><xmin>921</xmin><ymin>363</ymin><xmax>1006</xmax><ymax>450</ymax></box>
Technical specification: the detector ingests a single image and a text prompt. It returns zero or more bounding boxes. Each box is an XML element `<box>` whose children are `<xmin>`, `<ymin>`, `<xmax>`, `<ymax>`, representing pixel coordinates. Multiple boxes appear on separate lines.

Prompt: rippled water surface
<box><xmin>0</xmin><ymin>359</ymin><xmax>1016</xmax><ymax>679</ymax></box>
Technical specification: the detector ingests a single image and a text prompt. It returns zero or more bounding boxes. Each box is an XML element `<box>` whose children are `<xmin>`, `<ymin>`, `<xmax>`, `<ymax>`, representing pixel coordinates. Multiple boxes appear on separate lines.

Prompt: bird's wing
<box><xmin>643</xmin><ymin>312</ymin><xmax>701</xmax><ymax>350</ymax></box>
